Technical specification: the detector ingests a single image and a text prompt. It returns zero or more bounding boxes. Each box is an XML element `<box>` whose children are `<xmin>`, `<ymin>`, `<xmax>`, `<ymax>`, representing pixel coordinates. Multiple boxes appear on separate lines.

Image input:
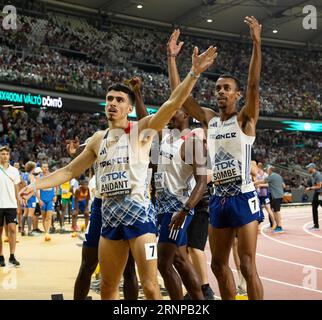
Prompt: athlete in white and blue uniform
<box><xmin>39</xmin><ymin>163</ymin><xmax>56</xmax><ymax>241</ymax></box>
<box><xmin>177</xmin><ymin>17</ymin><xmax>264</xmax><ymax>300</ymax></box>
<box><xmin>155</xmin><ymin>113</ymin><xmax>207</xmax><ymax>300</ymax></box>
<box><xmin>207</xmin><ymin>114</ymin><xmax>264</xmax><ymax>228</ymax></box>
<box><xmin>20</xmin><ymin>49</ymin><xmax>217</xmax><ymax>299</ymax></box>
<box><xmin>21</xmin><ymin>161</ymin><xmax>40</xmax><ymax>236</ymax></box>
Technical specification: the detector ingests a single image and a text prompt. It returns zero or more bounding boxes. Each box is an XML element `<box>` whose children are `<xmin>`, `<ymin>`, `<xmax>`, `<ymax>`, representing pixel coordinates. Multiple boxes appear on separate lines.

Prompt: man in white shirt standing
<box><xmin>0</xmin><ymin>146</ymin><xmax>21</xmax><ymax>267</ymax></box>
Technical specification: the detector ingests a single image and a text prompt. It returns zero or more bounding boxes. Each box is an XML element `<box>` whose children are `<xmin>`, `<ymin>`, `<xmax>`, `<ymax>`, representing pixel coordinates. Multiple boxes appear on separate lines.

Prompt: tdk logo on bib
<box><xmin>101</xmin><ymin>171</ymin><xmax>127</xmax><ymax>182</ymax></box>
<box><xmin>213</xmin><ymin>159</ymin><xmax>236</xmax><ymax>170</ymax></box>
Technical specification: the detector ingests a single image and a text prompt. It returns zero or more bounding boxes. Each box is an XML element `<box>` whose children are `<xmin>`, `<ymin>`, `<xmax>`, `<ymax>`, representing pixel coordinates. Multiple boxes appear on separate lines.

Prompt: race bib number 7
<box><xmin>248</xmin><ymin>196</ymin><xmax>260</xmax><ymax>214</ymax></box>
<box><xmin>145</xmin><ymin>243</ymin><xmax>157</xmax><ymax>260</ymax></box>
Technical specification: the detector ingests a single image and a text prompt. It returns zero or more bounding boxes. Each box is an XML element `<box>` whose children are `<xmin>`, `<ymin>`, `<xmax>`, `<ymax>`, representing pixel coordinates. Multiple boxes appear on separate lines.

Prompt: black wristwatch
<box><xmin>182</xmin><ymin>204</ymin><xmax>191</xmax><ymax>214</ymax></box>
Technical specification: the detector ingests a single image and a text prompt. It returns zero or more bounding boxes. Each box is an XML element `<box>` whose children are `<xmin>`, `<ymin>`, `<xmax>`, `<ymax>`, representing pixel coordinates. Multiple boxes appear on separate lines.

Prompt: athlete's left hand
<box><xmin>244</xmin><ymin>16</ymin><xmax>262</xmax><ymax>43</ymax></box>
<box><xmin>191</xmin><ymin>45</ymin><xmax>218</xmax><ymax>76</ymax></box>
<box><xmin>128</xmin><ymin>76</ymin><xmax>142</xmax><ymax>92</ymax></box>
<box><xmin>169</xmin><ymin>210</ymin><xmax>187</xmax><ymax>230</ymax></box>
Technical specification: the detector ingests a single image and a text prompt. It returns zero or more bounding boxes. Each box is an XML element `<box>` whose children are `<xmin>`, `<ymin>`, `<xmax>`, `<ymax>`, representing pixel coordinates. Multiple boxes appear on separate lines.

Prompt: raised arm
<box><xmin>140</xmin><ymin>46</ymin><xmax>217</xmax><ymax>132</ymax></box>
<box><xmin>128</xmin><ymin>76</ymin><xmax>149</xmax><ymax>120</ymax></box>
<box><xmin>167</xmin><ymin>29</ymin><xmax>183</xmax><ymax>91</ymax></box>
<box><xmin>167</xmin><ymin>29</ymin><xmax>217</xmax><ymax>127</ymax></box>
<box><xmin>239</xmin><ymin>16</ymin><xmax>262</xmax><ymax>125</ymax></box>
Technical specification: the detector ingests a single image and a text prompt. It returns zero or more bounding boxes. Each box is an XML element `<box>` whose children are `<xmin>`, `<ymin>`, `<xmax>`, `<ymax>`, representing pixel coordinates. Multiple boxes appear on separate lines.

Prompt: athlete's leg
<box><xmin>17</xmin><ymin>206</ymin><xmax>22</xmax><ymax>231</ymax></box>
<box><xmin>7</xmin><ymin>222</ymin><xmax>17</xmax><ymax>255</ymax></box>
<box><xmin>209</xmin><ymin>225</ymin><xmax>236</xmax><ymax>300</ymax></box>
<box><xmin>74</xmin><ymin>246</ymin><xmax>98</xmax><ymax>300</ymax></box>
<box><xmin>123</xmin><ymin>250</ymin><xmax>139</xmax><ymax>300</ymax></box>
<box><xmin>44</xmin><ymin>211</ymin><xmax>52</xmax><ymax>235</ymax></box>
<box><xmin>158</xmin><ymin>242</ymin><xmax>183</xmax><ymax>299</ymax></box>
<box><xmin>98</xmin><ymin>236</ymin><xmax>129</xmax><ymax>300</ymax></box>
<box><xmin>264</xmin><ymin>204</ymin><xmax>276</xmax><ymax>228</ymax></box>
<box><xmin>236</xmin><ymin>220</ymin><xmax>263</xmax><ymax>300</ymax></box>
<box><xmin>232</xmin><ymin>237</ymin><xmax>246</xmax><ymax>292</ymax></box>
<box><xmin>27</xmin><ymin>208</ymin><xmax>35</xmax><ymax>234</ymax></box>
<box><xmin>72</xmin><ymin>209</ymin><xmax>78</xmax><ymax>231</ymax></box>
<box><xmin>129</xmin><ymin>233</ymin><xmax>161</xmax><ymax>300</ymax></box>
<box><xmin>274</xmin><ymin>210</ymin><xmax>282</xmax><ymax>227</ymax></box>
<box><xmin>173</xmin><ymin>246</ymin><xmax>204</xmax><ymax>299</ymax></box>
<box><xmin>60</xmin><ymin>202</ymin><xmax>66</xmax><ymax>229</ymax></box>
<box><xmin>187</xmin><ymin>248</ymin><xmax>208</xmax><ymax>286</ymax></box>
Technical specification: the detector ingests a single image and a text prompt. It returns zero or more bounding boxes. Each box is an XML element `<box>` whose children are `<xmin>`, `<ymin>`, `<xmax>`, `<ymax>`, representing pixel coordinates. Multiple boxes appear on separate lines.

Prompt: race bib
<box><xmin>154</xmin><ymin>172</ymin><xmax>165</xmax><ymax>193</ymax></box>
<box><xmin>145</xmin><ymin>243</ymin><xmax>157</xmax><ymax>260</ymax></box>
<box><xmin>99</xmin><ymin>170</ymin><xmax>131</xmax><ymax>197</ymax></box>
<box><xmin>213</xmin><ymin>159</ymin><xmax>242</xmax><ymax>186</ymax></box>
<box><xmin>248</xmin><ymin>196</ymin><xmax>260</xmax><ymax>214</ymax></box>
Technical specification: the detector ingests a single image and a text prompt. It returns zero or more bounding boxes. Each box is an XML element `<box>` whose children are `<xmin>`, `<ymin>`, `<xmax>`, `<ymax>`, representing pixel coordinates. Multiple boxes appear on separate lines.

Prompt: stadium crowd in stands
<box><xmin>0</xmin><ymin>11</ymin><xmax>321</xmax><ymax>119</ymax></box>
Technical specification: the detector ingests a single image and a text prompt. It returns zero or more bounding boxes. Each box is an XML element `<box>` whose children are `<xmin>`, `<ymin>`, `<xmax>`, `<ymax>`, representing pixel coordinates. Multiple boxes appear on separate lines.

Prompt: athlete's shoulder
<box><xmin>86</xmin><ymin>130</ymin><xmax>106</xmax><ymax>146</ymax></box>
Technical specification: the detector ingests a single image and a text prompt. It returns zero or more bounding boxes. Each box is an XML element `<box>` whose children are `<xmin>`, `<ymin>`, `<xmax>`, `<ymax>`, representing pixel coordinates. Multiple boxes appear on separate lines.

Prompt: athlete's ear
<box><xmin>236</xmin><ymin>91</ymin><xmax>242</xmax><ymax>101</ymax></box>
<box><xmin>128</xmin><ymin>105</ymin><xmax>133</xmax><ymax>114</ymax></box>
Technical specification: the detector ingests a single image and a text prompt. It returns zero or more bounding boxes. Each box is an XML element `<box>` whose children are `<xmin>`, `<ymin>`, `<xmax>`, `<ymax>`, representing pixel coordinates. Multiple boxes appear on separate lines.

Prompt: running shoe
<box><xmin>8</xmin><ymin>256</ymin><xmax>20</xmax><ymax>267</ymax></box>
<box><xmin>236</xmin><ymin>286</ymin><xmax>248</xmax><ymax>296</ymax></box>
<box><xmin>202</xmin><ymin>284</ymin><xmax>215</xmax><ymax>300</ymax></box>
<box><xmin>273</xmin><ymin>226</ymin><xmax>284</xmax><ymax>233</ymax></box>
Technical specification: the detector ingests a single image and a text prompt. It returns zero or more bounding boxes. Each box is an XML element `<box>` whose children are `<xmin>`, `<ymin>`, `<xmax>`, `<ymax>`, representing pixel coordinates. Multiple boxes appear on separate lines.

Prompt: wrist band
<box><xmin>189</xmin><ymin>70</ymin><xmax>200</xmax><ymax>79</ymax></box>
<box><xmin>167</xmin><ymin>53</ymin><xmax>177</xmax><ymax>57</ymax></box>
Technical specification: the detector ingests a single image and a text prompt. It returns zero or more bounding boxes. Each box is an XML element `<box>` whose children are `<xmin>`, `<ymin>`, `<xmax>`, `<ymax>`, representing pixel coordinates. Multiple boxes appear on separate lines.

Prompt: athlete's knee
<box><xmin>157</xmin><ymin>256</ymin><xmax>173</xmax><ymax>274</ymax></box>
<box><xmin>8</xmin><ymin>224</ymin><xmax>16</xmax><ymax>234</ymax></box>
<box><xmin>239</xmin><ymin>254</ymin><xmax>256</xmax><ymax>279</ymax></box>
<box><xmin>140</xmin><ymin>278</ymin><xmax>159</xmax><ymax>296</ymax></box>
<box><xmin>173</xmin><ymin>252</ymin><xmax>187</xmax><ymax>270</ymax></box>
<box><xmin>211</xmin><ymin>257</ymin><xmax>228</xmax><ymax>276</ymax></box>
<box><xmin>100</xmin><ymin>276</ymin><xmax>119</xmax><ymax>295</ymax></box>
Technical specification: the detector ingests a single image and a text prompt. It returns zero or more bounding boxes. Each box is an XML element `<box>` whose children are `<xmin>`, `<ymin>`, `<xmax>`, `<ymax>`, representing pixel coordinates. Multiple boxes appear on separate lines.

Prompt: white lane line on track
<box><xmin>260</xmin><ymin>223</ymin><xmax>322</xmax><ymax>254</ymax></box>
<box><xmin>230</xmin><ymin>268</ymin><xmax>322</xmax><ymax>295</ymax></box>
<box><xmin>255</xmin><ymin>253</ymin><xmax>322</xmax><ymax>271</ymax></box>
<box><xmin>206</xmin><ymin>262</ymin><xmax>322</xmax><ymax>294</ymax></box>
<box><xmin>303</xmin><ymin>220</ymin><xmax>322</xmax><ymax>239</ymax></box>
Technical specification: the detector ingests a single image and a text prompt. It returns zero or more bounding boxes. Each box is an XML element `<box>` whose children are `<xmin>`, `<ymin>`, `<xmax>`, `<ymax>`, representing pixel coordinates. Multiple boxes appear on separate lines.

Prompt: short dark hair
<box><xmin>107</xmin><ymin>84</ymin><xmax>135</xmax><ymax>105</ymax></box>
<box><xmin>217</xmin><ymin>74</ymin><xmax>241</xmax><ymax>91</ymax></box>
<box><xmin>0</xmin><ymin>145</ymin><xmax>10</xmax><ymax>152</ymax></box>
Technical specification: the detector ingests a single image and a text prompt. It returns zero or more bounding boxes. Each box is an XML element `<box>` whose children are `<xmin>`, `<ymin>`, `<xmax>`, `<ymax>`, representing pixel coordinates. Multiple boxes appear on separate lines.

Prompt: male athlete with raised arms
<box><xmin>19</xmin><ymin>46</ymin><xmax>217</xmax><ymax>300</ymax></box>
<box><xmin>168</xmin><ymin>17</ymin><xmax>264</xmax><ymax>300</ymax></box>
